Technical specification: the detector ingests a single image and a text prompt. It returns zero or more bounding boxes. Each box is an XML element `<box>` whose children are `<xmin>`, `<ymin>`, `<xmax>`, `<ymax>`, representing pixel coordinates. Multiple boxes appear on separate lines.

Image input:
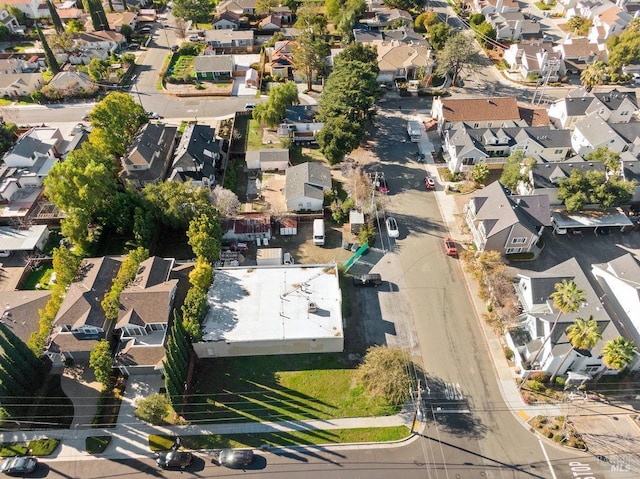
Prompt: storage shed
<box><xmin>256</xmin><ymin>248</ymin><xmax>283</xmax><ymax>266</ymax></box>
<box><xmin>279</xmin><ymin>217</ymin><xmax>298</xmax><ymax>235</ymax></box>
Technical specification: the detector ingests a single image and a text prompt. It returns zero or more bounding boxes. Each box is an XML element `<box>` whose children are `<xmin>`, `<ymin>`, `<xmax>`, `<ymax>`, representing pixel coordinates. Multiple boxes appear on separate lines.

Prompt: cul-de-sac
<box><xmin>0</xmin><ymin>0</ymin><xmax>638</xmax><ymax>475</ymax></box>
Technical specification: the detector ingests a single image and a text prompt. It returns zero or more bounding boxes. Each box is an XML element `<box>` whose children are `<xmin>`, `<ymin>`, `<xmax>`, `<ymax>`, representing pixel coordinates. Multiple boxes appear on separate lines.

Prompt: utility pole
<box><xmin>411</xmin><ymin>379</ymin><xmax>425</xmax><ymax>432</ymax></box>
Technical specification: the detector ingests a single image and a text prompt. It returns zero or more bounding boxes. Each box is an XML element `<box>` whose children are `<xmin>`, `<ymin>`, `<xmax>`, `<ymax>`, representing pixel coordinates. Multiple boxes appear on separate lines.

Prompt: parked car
<box><xmin>127</xmin><ymin>43</ymin><xmax>140</xmax><ymax>50</ymax></box>
<box><xmin>244</xmin><ymin>103</ymin><xmax>256</xmax><ymax>110</ymax></box>
<box><xmin>147</xmin><ymin>111</ymin><xmax>162</xmax><ymax>120</ymax></box>
<box><xmin>138</xmin><ymin>25</ymin><xmax>153</xmax><ymax>33</ymax></box>
<box><xmin>353</xmin><ymin>273</ymin><xmax>383</xmax><ymax>287</ymax></box>
<box><xmin>212</xmin><ymin>449</ymin><xmax>254</xmax><ymax>468</ymax></box>
<box><xmin>222</xmin><ymin>241</ymin><xmax>249</xmax><ymax>252</ymax></box>
<box><xmin>189</xmin><ymin>34</ymin><xmax>203</xmax><ymax>41</ymax></box>
<box><xmin>156</xmin><ymin>450</ymin><xmax>193</xmax><ymax>469</ymax></box>
<box><xmin>386</xmin><ymin>216</ymin><xmax>399</xmax><ymax>238</ymax></box>
<box><xmin>376</xmin><ymin>177</ymin><xmax>390</xmax><ymax>194</ymax></box>
<box><xmin>424</xmin><ymin>176</ymin><xmax>435</xmax><ymax>190</ymax></box>
<box><xmin>0</xmin><ymin>456</ymin><xmax>38</xmax><ymax>475</ymax></box>
<box><xmin>443</xmin><ymin>237</ymin><xmax>458</xmax><ymax>257</ymax></box>
<box><xmin>170</xmin><ymin>45</ymin><xmax>179</xmax><ymax>52</ymax></box>
<box><xmin>0</xmin><ymin>250</ymin><xmax>10</xmax><ymax>258</ymax></box>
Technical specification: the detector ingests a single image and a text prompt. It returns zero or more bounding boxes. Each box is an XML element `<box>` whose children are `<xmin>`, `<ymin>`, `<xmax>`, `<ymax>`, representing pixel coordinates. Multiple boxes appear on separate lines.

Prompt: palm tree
<box><xmin>549</xmin><ymin>316</ymin><xmax>602</xmax><ymax>384</ymax></box>
<box><xmin>580</xmin><ymin>61</ymin><xmax>607</xmax><ymax>91</ymax></box>
<box><xmin>597</xmin><ymin>337</ymin><xmax>637</xmax><ymax>380</ymax></box>
<box><xmin>520</xmin><ymin>279</ymin><xmax>586</xmax><ymax>389</ymax></box>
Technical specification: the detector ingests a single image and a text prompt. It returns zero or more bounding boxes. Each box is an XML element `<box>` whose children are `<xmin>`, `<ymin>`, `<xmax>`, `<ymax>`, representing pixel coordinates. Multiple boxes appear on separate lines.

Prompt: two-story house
<box><xmin>571</xmin><ymin>113</ymin><xmax>636</xmax><ymax>156</ymax></box>
<box><xmin>168</xmin><ymin>122</ymin><xmax>221</xmax><ymax>188</ymax></box>
<box><xmin>504</xmin><ymin>41</ymin><xmax>562</xmax><ymax>81</ymax></box>
<box><xmin>205</xmin><ymin>29</ymin><xmax>254</xmax><ymax>48</ymax></box>
<box><xmin>464</xmin><ymin>180</ymin><xmax>551</xmax><ymax>256</ymax></box>
<box><xmin>553</xmin><ymin>36</ymin><xmax>606</xmax><ymax>75</ymax></box>
<box><xmin>431</xmin><ymin>96</ymin><xmax>523</xmax><ymax>136</ymax></box>
<box><xmin>277</xmin><ymin>105</ymin><xmax>324</xmax><ymax>144</ymax></box>
<box><xmin>216</xmin><ymin>0</ymin><xmax>256</xmax><ymax>15</ymax></box>
<box><xmin>507</xmin><ymin>257</ymin><xmax>629</xmax><ymax>382</ymax></box>
<box><xmin>212</xmin><ymin>10</ymin><xmax>242</xmax><ymax>29</ymax></box>
<box><xmin>547</xmin><ymin>88</ymin><xmax>637</xmax><ymax>129</ymax></box>
<box><xmin>120</xmin><ymin>123</ymin><xmax>178</xmax><ymax>188</ymax></box>
<box><xmin>2</xmin><ymin>0</ymin><xmax>48</xmax><ymax>18</ymax></box>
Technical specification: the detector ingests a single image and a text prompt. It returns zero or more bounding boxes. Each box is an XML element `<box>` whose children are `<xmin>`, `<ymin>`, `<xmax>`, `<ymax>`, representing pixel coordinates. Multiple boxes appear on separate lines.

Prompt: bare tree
<box><xmin>174</xmin><ymin>18</ymin><xmax>187</xmax><ymax>39</ymax></box>
<box><xmin>211</xmin><ymin>185</ymin><xmax>241</xmax><ymax>217</ymax></box>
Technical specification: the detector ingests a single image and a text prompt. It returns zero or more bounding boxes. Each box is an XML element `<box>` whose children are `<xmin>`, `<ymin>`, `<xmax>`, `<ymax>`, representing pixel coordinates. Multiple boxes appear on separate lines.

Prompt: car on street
<box><xmin>212</xmin><ymin>449</ymin><xmax>254</xmax><ymax>468</ymax></box>
<box><xmin>170</xmin><ymin>45</ymin><xmax>179</xmax><ymax>52</ymax></box>
<box><xmin>424</xmin><ymin>175</ymin><xmax>435</xmax><ymax>190</ymax></box>
<box><xmin>386</xmin><ymin>216</ymin><xmax>399</xmax><ymax>238</ymax></box>
<box><xmin>443</xmin><ymin>237</ymin><xmax>458</xmax><ymax>257</ymax></box>
<box><xmin>244</xmin><ymin>103</ymin><xmax>256</xmax><ymax>110</ymax></box>
<box><xmin>353</xmin><ymin>273</ymin><xmax>383</xmax><ymax>287</ymax></box>
<box><xmin>156</xmin><ymin>450</ymin><xmax>193</xmax><ymax>469</ymax></box>
<box><xmin>127</xmin><ymin>43</ymin><xmax>140</xmax><ymax>50</ymax></box>
<box><xmin>138</xmin><ymin>25</ymin><xmax>153</xmax><ymax>33</ymax></box>
<box><xmin>0</xmin><ymin>456</ymin><xmax>38</xmax><ymax>475</ymax></box>
<box><xmin>147</xmin><ymin>111</ymin><xmax>162</xmax><ymax>120</ymax></box>
<box><xmin>189</xmin><ymin>34</ymin><xmax>204</xmax><ymax>41</ymax></box>
<box><xmin>376</xmin><ymin>177</ymin><xmax>390</xmax><ymax>194</ymax></box>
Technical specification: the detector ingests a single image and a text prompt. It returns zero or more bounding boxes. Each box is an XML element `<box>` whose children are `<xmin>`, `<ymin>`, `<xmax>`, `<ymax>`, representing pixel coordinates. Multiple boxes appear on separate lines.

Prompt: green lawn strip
<box><xmin>0</xmin><ymin>438</ymin><xmax>59</xmax><ymax>457</ymax></box>
<box><xmin>185</xmin><ymin>354</ymin><xmax>398</xmax><ymax>424</ymax></box>
<box><xmin>22</xmin><ymin>265</ymin><xmax>55</xmax><ymax>290</ymax></box>
<box><xmin>247</xmin><ymin>119</ymin><xmax>282</xmax><ymax>151</ymax></box>
<box><xmin>86</xmin><ymin>436</ymin><xmax>111</xmax><ymax>454</ymax></box>
<box><xmin>149</xmin><ymin>426</ymin><xmax>410</xmax><ymax>451</ymax></box>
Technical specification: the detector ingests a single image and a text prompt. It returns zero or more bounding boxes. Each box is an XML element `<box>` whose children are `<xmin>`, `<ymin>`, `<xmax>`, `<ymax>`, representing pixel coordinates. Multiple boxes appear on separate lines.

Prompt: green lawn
<box><xmin>150</xmin><ymin>426</ymin><xmax>410</xmax><ymax>450</ymax></box>
<box><xmin>290</xmin><ymin>145</ymin><xmax>326</xmax><ymax>165</ymax></box>
<box><xmin>247</xmin><ymin>119</ymin><xmax>283</xmax><ymax>151</ymax></box>
<box><xmin>22</xmin><ymin>264</ymin><xmax>55</xmax><ymax>290</ymax></box>
<box><xmin>184</xmin><ymin>354</ymin><xmax>398</xmax><ymax>424</ymax></box>
<box><xmin>169</xmin><ymin>56</ymin><xmax>196</xmax><ymax>80</ymax></box>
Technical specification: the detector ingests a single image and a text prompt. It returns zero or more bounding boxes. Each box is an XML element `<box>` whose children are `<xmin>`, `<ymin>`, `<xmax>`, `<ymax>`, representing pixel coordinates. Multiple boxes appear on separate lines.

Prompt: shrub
<box><xmin>528</xmin><ymin>380</ymin><xmax>545</xmax><ymax>392</ymax></box>
<box><xmin>506</xmin><ymin>252</ymin><xmax>535</xmax><ymax>261</ymax></box>
<box><xmin>503</xmin><ymin>346</ymin><xmax>514</xmax><ymax>361</ymax></box>
<box><xmin>555</xmin><ymin>377</ymin><xmax>566</xmax><ymax>388</ymax></box>
<box><xmin>530</xmin><ymin>372</ymin><xmax>549</xmax><ymax>382</ymax></box>
<box><xmin>547</xmin><ymin>431</ymin><xmax>554</xmax><ymax>438</ymax></box>
<box><xmin>554</xmin><ymin>434</ymin><xmax>564</xmax><ymax>442</ymax></box>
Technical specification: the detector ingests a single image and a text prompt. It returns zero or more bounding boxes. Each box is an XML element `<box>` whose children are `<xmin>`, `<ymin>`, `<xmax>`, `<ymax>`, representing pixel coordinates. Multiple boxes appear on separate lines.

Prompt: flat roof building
<box><xmin>195</xmin><ymin>264</ymin><xmax>343</xmax><ymax>358</ymax></box>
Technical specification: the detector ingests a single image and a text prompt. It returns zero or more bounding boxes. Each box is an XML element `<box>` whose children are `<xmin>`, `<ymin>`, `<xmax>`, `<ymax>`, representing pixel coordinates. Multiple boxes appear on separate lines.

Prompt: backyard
<box><xmin>184</xmin><ymin>353</ymin><xmax>399</xmax><ymax>424</ymax></box>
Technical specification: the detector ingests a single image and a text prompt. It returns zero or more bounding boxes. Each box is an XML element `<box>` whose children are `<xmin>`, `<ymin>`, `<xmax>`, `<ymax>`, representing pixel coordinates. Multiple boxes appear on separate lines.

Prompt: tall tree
<box><xmin>187</xmin><ymin>211</ymin><xmax>222</xmax><ymax>263</ymax></box>
<box><xmin>435</xmin><ymin>32</ymin><xmax>482</xmax><ymax>87</ymax></box>
<box><xmin>292</xmin><ymin>29</ymin><xmax>328</xmax><ymax>91</ymax></box>
<box><xmin>89</xmin><ymin>340</ymin><xmax>113</xmax><ymax>388</ymax></box>
<box><xmin>580</xmin><ymin>61</ymin><xmax>607</xmax><ymax>91</ymax></box>
<box><xmin>52</xmin><ymin>245</ymin><xmax>82</xmax><ymax>286</ymax></box>
<box><xmin>550</xmin><ymin>316</ymin><xmax>602</xmax><ymax>384</ymax></box>
<box><xmin>171</xmin><ymin>0</ymin><xmax>214</xmax><ymax>23</ymax></box>
<box><xmin>89</xmin><ymin>92</ymin><xmax>146</xmax><ymax>156</ymax></box>
<box><xmin>598</xmin><ymin>337</ymin><xmax>636</xmax><ymax>380</ymax></box>
<box><xmin>142</xmin><ymin>181</ymin><xmax>212</xmax><ymax>229</ymax></box>
<box><xmin>253</xmin><ymin>81</ymin><xmax>299</xmax><ymax>127</ymax></box>
<box><xmin>90</xmin><ymin>0</ymin><xmax>110</xmax><ymax>30</ymax></box>
<box><xmin>522</xmin><ymin>280</ymin><xmax>586</xmax><ymax>387</ymax></box>
<box><xmin>47</xmin><ymin>0</ymin><xmax>65</xmax><ymax>34</ymax></box>
<box><xmin>36</xmin><ymin>23</ymin><xmax>60</xmax><ymax>74</ymax></box>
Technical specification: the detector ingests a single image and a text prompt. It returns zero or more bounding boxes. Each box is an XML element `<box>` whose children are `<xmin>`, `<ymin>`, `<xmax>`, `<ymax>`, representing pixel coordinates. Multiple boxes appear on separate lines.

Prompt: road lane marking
<box><xmin>539</xmin><ymin>437</ymin><xmax>558</xmax><ymax>479</ymax></box>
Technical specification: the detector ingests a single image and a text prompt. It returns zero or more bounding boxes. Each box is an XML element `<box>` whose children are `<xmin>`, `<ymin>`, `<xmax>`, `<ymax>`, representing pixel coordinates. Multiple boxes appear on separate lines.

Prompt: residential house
<box><xmin>216</xmin><ymin>0</ymin><xmax>256</xmax><ymax>15</ymax></box>
<box><xmin>464</xmin><ymin>180</ymin><xmax>551</xmax><ymax>256</ymax></box>
<box><xmin>0</xmin><ymin>58</ymin><xmax>33</xmax><ymax>74</ymax></box>
<box><xmin>168</xmin><ymin>122</ymin><xmax>220</xmax><ymax>188</ymax></box>
<box><xmin>504</xmin><ymin>41</ymin><xmax>562</xmax><ymax>81</ymax></box>
<box><xmin>0</xmin><ymin>73</ymin><xmax>44</xmax><ymax>97</ymax></box>
<box><xmin>284</xmin><ymin>161</ymin><xmax>332</xmax><ymax>212</ymax></box>
<box><xmin>486</xmin><ymin>11</ymin><xmax>540</xmax><ymax>41</ymax></box>
<box><xmin>588</xmin><ymin>3</ymin><xmax>633</xmax><ymax>41</ymax></box>
<box><xmin>547</xmin><ymin>87</ymin><xmax>637</xmax><ymax>129</ymax></box>
<box><xmin>360</xmin><ymin>7</ymin><xmax>413</xmax><ymax>28</ymax></box>
<box><xmin>46</xmin><ymin>71</ymin><xmax>97</xmax><ymax>97</ymax></box>
<box><xmin>2</xmin><ymin>0</ymin><xmax>48</xmax><ymax>18</ymax></box>
<box><xmin>519</xmin><ymin>160</ymin><xmax>606</xmax><ymax>204</ymax></box>
<box><xmin>104</xmin><ymin>11</ymin><xmax>137</xmax><ymax>32</ymax></box>
<box><xmin>112</xmin><ymin>256</ymin><xmax>179</xmax><ymax>375</ymax></box>
<box><xmin>553</xmin><ymin>36</ymin><xmax>605</xmax><ymax>75</ymax></box>
<box><xmin>571</xmin><ymin>113</ymin><xmax>631</xmax><ymax>156</ymax></box>
<box><xmin>278</xmin><ymin>104</ymin><xmax>324</xmax><ymax>144</ymax></box>
<box><xmin>56</xmin><ymin>6</ymin><xmax>85</xmax><ymax>22</ymax></box>
<box><xmin>49</xmin><ymin>255</ymin><xmax>178</xmax><ymax>372</ymax></box>
<box><xmin>74</xmin><ymin>30</ymin><xmax>125</xmax><ymax>53</ymax></box>
<box><xmin>0</xmin><ymin>291</ymin><xmax>51</xmax><ymax>344</ymax></box>
<box><xmin>212</xmin><ymin>10</ymin><xmax>241</xmax><ymax>29</ymax></box>
<box><xmin>518</xmin><ymin>105</ymin><xmax>551</xmax><ymax>127</ymax></box>
<box><xmin>272</xmin><ymin>6</ymin><xmax>293</xmax><ymax>22</ymax></box>
<box><xmin>444</xmin><ymin>123</ymin><xmax>572</xmax><ymax>172</ymax></box>
<box><xmin>194</xmin><ymin>55</ymin><xmax>234</xmax><ymax>80</ymax></box>
<box><xmin>267</xmin><ymin>40</ymin><xmax>296</xmax><ymax>78</ymax></box>
<box><xmin>205</xmin><ymin>29</ymin><xmax>254</xmax><ymax>48</ymax></box>
<box><xmin>222</xmin><ymin>215</ymin><xmax>271</xmax><ymax>242</ymax></box>
<box><xmin>622</xmin><ymin>159</ymin><xmax>640</xmax><ymax>202</ymax></box>
<box><xmin>474</xmin><ymin>0</ymin><xmax>519</xmax><ymax>15</ymax></box>
<box><xmin>376</xmin><ymin>42</ymin><xmax>432</xmax><ymax>84</ymax></box>
<box><xmin>0</xmin><ymin>9</ymin><xmax>24</xmax><ymax>34</ymax></box>
<box><xmin>507</xmin><ymin>257</ymin><xmax>627</xmax><ymax>381</ymax></box>
<box><xmin>592</xmin><ymin>253</ymin><xmax>640</xmax><ymax>362</ymax></box>
<box><xmin>245</xmin><ymin>148</ymin><xmax>289</xmax><ymax>171</ymax></box>
<box><xmin>120</xmin><ymin>123</ymin><xmax>178</xmax><ymax>188</ymax></box>
<box><xmin>259</xmin><ymin>13</ymin><xmax>283</xmax><ymax>31</ymax></box>
<box><xmin>431</xmin><ymin>96</ymin><xmax>523</xmax><ymax>135</ymax></box>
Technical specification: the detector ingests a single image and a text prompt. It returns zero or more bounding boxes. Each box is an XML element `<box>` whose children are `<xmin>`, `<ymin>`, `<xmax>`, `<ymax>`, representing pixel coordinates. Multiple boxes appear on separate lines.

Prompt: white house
<box><xmin>571</xmin><ymin>113</ymin><xmax>630</xmax><ymax>156</ymax></box>
<box><xmin>2</xmin><ymin>0</ymin><xmax>48</xmax><ymax>18</ymax></box>
<box><xmin>284</xmin><ymin>161</ymin><xmax>332</xmax><ymax>212</ymax></box>
<box><xmin>245</xmin><ymin>149</ymin><xmax>289</xmax><ymax>171</ymax></box>
<box><xmin>0</xmin><ymin>73</ymin><xmax>44</xmax><ymax>97</ymax></box>
<box><xmin>0</xmin><ymin>225</ymin><xmax>49</xmax><ymax>255</ymax></box>
<box><xmin>504</xmin><ymin>41</ymin><xmax>562</xmax><ymax>81</ymax></box>
<box><xmin>195</xmin><ymin>264</ymin><xmax>344</xmax><ymax>358</ymax></box>
<box><xmin>548</xmin><ymin>88</ymin><xmax>637</xmax><ymax>129</ymax></box>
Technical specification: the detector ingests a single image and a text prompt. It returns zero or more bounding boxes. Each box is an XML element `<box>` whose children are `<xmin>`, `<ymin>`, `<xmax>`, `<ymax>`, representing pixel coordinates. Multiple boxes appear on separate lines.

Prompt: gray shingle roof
<box><xmin>194</xmin><ymin>55</ymin><xmax>234</xmax><ymax>73</ymax></box>
<box><xmin>285</xmin><ymin>161</ymin><xmax>332</xmax><ymax>201</ymax></box>
<box><xmin>532</xmin><ymin>160</ymin><xmax>606</xmax><ymax>189</ymax></box>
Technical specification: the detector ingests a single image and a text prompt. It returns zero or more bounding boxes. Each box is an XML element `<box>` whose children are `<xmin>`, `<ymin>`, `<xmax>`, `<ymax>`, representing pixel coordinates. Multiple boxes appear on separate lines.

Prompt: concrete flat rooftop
<box><xmin>201</xmin><ymin>264</ymin><xmax>343</xmax><ymax>343</ymax></box>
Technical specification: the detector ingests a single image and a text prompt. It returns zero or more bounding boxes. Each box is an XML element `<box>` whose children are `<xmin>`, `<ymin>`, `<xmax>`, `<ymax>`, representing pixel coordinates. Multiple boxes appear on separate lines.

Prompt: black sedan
<box><xmin>0</xmin><ymin>456</ymin><xmax>38</xmax><ymax>476</ymax></box>
<box><xmin>156</xmin><ymin>450</ymin><xmax>193</xmax><ymax>469</ymax></box>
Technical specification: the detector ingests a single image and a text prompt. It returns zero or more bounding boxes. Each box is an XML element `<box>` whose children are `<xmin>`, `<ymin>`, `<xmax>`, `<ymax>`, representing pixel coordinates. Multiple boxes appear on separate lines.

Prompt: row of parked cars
<box><xmin>156</xmin><ymin>448</ymin><xmax>255</xmax><ymax>470</ymax></box>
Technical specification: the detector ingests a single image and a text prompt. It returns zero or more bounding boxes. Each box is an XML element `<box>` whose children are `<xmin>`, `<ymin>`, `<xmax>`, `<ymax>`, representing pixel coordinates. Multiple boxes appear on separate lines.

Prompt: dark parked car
<box><xmin>213</xmin><ymin>449</ymin><xmax>254</xmax><ymax>468</ymax></box>
<box><xmin>0</xmin><ymin>456</ymin><xmax>38</xmax><ymax>475</ymax></box>
<box><xmin>156</xmin><ymin>450</ymin><xmax>193</xmax><ymax>469</ymax></box>
<box><xmin>353</xmin><ymin>273</ymin><xmax>382</xmax><ymax>287</ymax></box>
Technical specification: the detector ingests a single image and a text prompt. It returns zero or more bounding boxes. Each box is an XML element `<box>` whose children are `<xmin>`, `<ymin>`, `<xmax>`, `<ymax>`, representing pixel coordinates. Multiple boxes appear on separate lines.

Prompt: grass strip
<box><xmin>0</xmin><ymin>438</ymin><xmax>59</xmax><ymax>457</ymax></box>
<box><xmin>149</xmin><ymin>426</ymin><xmax>410</xmax><ymax>451</ymax></box>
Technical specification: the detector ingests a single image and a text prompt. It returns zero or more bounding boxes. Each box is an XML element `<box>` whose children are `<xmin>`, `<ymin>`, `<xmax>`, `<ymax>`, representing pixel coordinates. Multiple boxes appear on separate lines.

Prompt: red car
<box><xmin>443</xmin><ymin>238</ymin><xmax>458</xmax><ymax>257</ymax></box>
<box><xmin>424</xmin><ymin>176</ymin><xmax>435</xmax><ymax>190</ymax></box>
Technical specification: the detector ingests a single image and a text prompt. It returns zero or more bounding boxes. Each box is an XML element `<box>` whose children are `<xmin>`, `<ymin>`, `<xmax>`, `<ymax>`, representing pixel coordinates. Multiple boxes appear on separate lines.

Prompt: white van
<box><xmin>313</xmin><ymin>219</ymin><xmax>325</xmax><ymax>246</ymax></box>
